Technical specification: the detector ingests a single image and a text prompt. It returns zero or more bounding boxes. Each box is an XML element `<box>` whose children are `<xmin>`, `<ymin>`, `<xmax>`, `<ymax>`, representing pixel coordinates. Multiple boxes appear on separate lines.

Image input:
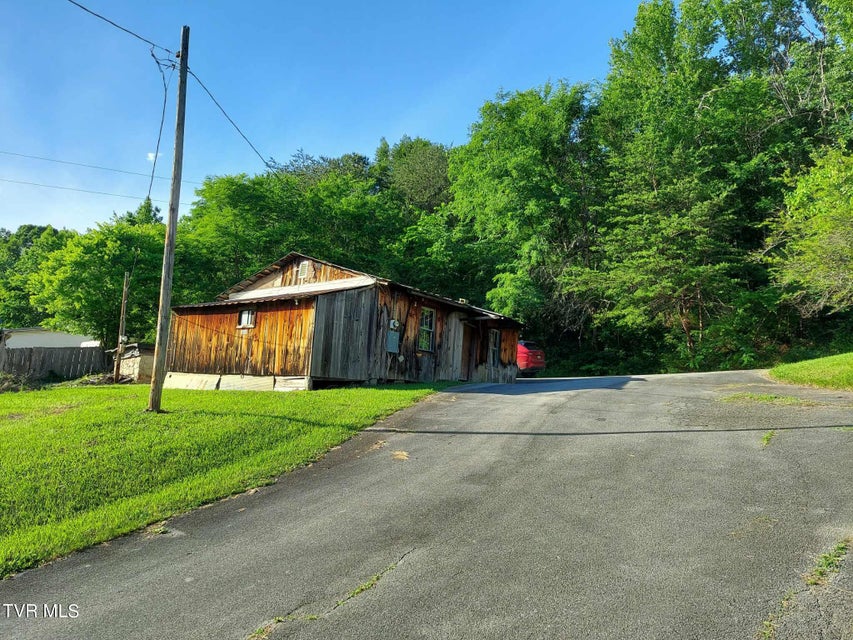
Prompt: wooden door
<box><xmin>460</xmin><ymin>324</ymin><xmax>473</xmax><ymax>381</ymax></box>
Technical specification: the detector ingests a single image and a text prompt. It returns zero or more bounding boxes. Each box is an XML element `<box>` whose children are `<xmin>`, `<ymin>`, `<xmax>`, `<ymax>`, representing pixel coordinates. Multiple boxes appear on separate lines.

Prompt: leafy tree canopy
<box><xmin>770</xmin><ymin>147</ymin><xmax>853</xmax><ymax>315</ymax></box>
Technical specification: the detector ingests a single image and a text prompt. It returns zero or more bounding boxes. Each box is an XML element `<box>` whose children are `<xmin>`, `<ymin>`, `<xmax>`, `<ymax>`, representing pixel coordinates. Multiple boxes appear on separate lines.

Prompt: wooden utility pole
<box><xmin>148</xmin><ymin>25</ymin><xmax>189</xmax><ymax>412</ymax></box>
<box><xmin>113</xmin><ymin>271</ymin><xmax>130</xmax><ymax>381</ymax></box>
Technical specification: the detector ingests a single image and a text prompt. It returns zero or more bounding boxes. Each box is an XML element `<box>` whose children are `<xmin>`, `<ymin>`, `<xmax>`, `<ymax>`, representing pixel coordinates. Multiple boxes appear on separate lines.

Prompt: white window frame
<box><xmin>418</xmin><ymin>307</ymin><xmax>436</xmax><ymax>352</ymax></box>
<box><xmin>237</xmin><ymin>308</ymin><xmax>256</xmax><ymax>328</ymax></box>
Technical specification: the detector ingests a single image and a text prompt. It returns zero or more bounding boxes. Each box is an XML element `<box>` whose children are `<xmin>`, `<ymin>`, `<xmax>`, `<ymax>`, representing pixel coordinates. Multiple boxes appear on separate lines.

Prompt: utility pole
<box><xmin>113</xmin><ymin>271</ymin><xmax>129</xmax><ymax>381</ymax></box>
<box><xmin>148</xmin><ymin>25</ymin><xmax>189</xmax><ymax>412</ymax></box>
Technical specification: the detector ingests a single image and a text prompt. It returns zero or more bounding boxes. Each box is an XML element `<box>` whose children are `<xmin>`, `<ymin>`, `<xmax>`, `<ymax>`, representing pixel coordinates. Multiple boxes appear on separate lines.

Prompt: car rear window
<box><xmin>520</xmin><ymin>341</ymin><xmax>541</xmax><ymax>349</ymax></box>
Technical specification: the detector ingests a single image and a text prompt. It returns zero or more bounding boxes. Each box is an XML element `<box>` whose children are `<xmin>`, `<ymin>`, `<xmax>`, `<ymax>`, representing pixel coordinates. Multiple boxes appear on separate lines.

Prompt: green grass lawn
<box><xmin>0</xmin><ymin>383</ymin><xmax>443</xmax><ymax>577</ymax></box>
<box><xmin>770</xmin><ymin>352</ymin><xmax>853</xmax><ymax>391</ymax></box>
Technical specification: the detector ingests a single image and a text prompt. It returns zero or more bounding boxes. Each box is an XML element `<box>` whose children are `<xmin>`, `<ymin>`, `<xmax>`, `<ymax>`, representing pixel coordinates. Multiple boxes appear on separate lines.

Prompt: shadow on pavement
<box><xmin>367</xmin><ymin>423</ymin><xmax>851</xmax><ymax>438</ymax></box>
<box><xmin>447</xmin><ymin>376</ymin><xmax>645</xmax><ymax>396</ymax></box>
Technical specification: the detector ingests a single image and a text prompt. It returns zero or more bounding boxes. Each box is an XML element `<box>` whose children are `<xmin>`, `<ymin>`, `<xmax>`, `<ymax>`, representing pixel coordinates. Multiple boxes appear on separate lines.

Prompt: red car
<box><xmin>516</xmin><ymin>340</ymin><xmax>546</xmax><ymax>377</ymax></box>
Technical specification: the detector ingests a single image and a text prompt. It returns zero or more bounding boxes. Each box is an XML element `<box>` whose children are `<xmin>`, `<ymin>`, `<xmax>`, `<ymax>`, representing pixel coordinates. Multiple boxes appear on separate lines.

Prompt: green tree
<box><xmin>592</xmin><ymin>0</ymin><xmax>741</xmax><ymax>366</ymax></box>
<box><xmin>29</xmin><ymin>207</ymin><xmax>165</xmax><ymax>347</ymax></box>
<box><xmin>440</xmin><ymin>82</ymin><xmax>602</xmax><ymax>333</ymax></box>
<box><xmin>0</xmin><ymin>225</ymin><xmax>76</xmax><ymax>327</ymax></box>
<box><xmin>386</xmin><ymin>136</ymin><xmax>451</xmax><ymax>213</ymax></box>
<box><xmin>770</xmin><ymin>147</ymin><xmax>853</xmax><ymax>315</ymax></box>
<box><xmin>112</xmin><ymin>197</ymin><xmax>163</xmax><ymax>225</ymax></box>
<box><xmin>177</xmin><ymin>153</ymin><xmax>411</xmax><ymax>299</ymax></box>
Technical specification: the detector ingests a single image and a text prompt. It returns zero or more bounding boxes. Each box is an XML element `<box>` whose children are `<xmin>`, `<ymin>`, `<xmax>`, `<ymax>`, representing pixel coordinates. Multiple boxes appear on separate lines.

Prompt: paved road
<box><xmin>1</xmin><ymin>370</ymin><xmax>852</xmax><ymax>639</ymax></box>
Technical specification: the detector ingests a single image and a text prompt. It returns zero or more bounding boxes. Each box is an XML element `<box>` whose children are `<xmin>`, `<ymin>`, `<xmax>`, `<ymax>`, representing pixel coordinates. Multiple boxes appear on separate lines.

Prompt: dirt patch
<box><xmin>0</xmin><ymin>373</ymin><xmax>38</xmax><ymax>393</ymax></box>
<box><xmin>47</xmin><ymin>403</ymin><xmax>82</xmax><ymax>415</ymax></box>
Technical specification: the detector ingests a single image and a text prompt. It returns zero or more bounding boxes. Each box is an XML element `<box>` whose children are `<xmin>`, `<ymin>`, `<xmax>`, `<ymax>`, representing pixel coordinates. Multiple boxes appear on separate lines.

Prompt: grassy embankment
<box><xmin>769</xmin><ymin>352</ymin><xmax>853</xmax><ymax>391</ymax></box>
<box><xmin>0</xmin><ymin>383</ymin><xmax>443</xmax><ymax>577</ymax></box>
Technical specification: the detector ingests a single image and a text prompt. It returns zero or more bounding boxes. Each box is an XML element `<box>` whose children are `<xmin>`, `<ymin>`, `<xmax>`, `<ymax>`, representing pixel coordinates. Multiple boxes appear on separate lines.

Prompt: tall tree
<box><xmin>593</xmin><ymin>0</ymin><xmax>741</xmax><ymax>366</ymax></box>
<box><xmin>439</xmin><ymin>82</ymin><xmax>602</xmax><ymax>334</ymax></box>
<box><xmin>176</xmin><ymin>172</ymin><xmax>303</xmax><ymax>297</ymax></box>
<box><xmin>177</xmin><ymin>153</ymin><xmax>411</xmax><ymax>300</ymax></box>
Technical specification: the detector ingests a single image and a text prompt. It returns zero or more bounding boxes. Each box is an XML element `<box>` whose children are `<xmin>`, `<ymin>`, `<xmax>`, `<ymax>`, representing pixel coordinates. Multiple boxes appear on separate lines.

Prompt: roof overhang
<box><xmin>384</xmin><ymin>282</ymin><xmax>522</xmax><ymax>326</ymax></box>
<box><xmin>179</xmin><ymin>251</ymin><xmax>521</xmax><ymax>326</ymax></box>
<box><xmin>216</xmin><ymin>252</ymin><xmax>372</xmax><ymax>301</ymax></box>
<box><xmin>172</xmin><ymin>278</ymin><xmax>376</xmax><ymax>311</ymax></box>
<box><xmin>173</xmin><ymin>292</ymin><xmax>317</xmax><ymax>311</ymax></box>
<box><xmin>227</xmin><ymin>275</ymin><xmax>375</xmax><ymax>301</ymax></box>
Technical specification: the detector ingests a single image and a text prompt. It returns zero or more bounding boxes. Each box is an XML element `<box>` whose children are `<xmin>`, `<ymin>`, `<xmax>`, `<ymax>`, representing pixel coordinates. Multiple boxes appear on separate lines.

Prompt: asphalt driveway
<box><xmin>1</xmin><ymin>370</ymin><xmax>851</xmax><ymax>639</ymax></box>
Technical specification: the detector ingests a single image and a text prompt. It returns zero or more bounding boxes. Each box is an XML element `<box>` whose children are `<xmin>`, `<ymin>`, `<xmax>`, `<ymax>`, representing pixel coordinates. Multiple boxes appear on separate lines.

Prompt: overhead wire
<box><xmin>0</xmin><ymin>150</ymin><xmax>202</xmax><ymax>185</ymax></box>
<box><xmin>128</xmin><ymin>246</ymin><xmax>141</xmax><ymax>285</ymax></box>
<box><xmin>65</xmin><ymin>0</ymin><xmax>274</xmax><ymax>180</ymax></box>
<box><xmin>148</xmin><ymin>50</ymin><xmax>177</xmax><ymax>198</ymax></box>
<box><xmin>65</xmin><ymin>0</ymin><xmax>174</xmax><ymax>55</ymax></box>
<box><xmin>187</xmin><ymin>69</ymin><xmax>273</xmax><ymax>170</ymax></box>
<box><xmin>0</xmin><ymin>177</ymin><xmax>192</xmax><ymax>206</ymax></box>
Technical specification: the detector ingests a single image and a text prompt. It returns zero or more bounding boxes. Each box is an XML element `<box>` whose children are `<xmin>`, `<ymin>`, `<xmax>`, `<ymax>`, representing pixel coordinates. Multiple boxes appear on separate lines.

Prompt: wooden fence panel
<box><xmin>0</xmin><ymin>347</ymin><xmax>107</xmax><ymax>379</ymax></box>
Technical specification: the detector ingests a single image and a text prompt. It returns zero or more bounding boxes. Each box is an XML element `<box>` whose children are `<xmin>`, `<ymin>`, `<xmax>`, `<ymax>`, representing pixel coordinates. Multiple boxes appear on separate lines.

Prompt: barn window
<box><xmin>488</xmin><ymin>329</ymin><xmax>501</xmax><ymax>367</ymax></box>
<box><xmin>237</xmin><ymin>308</ymin><xmax>256</xmax><ymax>328</ymax></box>
<box><xmin>418</xmin><ymin>307</ymin><xmax>435</xmax><ymax>351</ymax></box>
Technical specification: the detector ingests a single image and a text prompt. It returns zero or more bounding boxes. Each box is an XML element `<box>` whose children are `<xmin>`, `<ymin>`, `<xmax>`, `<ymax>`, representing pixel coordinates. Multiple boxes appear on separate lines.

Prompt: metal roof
<box><xmin>227</xmin><ymin>275</ymin><xmax>376</xmax><ymax>302</ymax></box>
<box><xmin>180</xmin><ymin>252</ymin><xmax>520</xmax><ymax>325</ymax></box>
<box><xmin>173</xmin><ymin>290</ymin><xmax>327</xmax><ymax>310</ymax></box>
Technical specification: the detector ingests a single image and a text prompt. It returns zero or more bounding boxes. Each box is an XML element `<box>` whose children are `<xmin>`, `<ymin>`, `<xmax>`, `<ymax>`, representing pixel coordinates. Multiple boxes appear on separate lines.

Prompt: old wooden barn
<box><xmin>165</xmin><ymin>253</ymin><xmax>521</xmax><ymax>391</ymax></box>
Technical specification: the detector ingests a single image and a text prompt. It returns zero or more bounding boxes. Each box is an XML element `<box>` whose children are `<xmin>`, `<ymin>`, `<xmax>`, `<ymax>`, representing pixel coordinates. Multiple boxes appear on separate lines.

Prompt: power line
<box><xmin>148</xmin><ymin>50</ymin><xmax>177</xmax><ymax>198</ymax></box>
<box><xmin>187</xmin><ymin>69</ymin><xmax>273</xmax><ymax>169</ymax></box>
<box><xmin>0</xmin><ymin>177</ymin><xmax>192</xmax><ymax>206</ymax></box>
<box><xmin>65</xmin><ymin>0</ymin><xmax>174</xmax><ymax>55</ymax></box>
<box><xmin>0</xmin><ymin>151</ymin><xmax>202</xmax><ymax>185</ymax></box>
<box><xmin>65</xmin><ymin>1</ymin><xmax>272</xmax><ymax>174</ymax></box>
<box><xmin>64</xmin><ymin>0</ymin><xmax>192</xmax><ymax>202</ymax></box>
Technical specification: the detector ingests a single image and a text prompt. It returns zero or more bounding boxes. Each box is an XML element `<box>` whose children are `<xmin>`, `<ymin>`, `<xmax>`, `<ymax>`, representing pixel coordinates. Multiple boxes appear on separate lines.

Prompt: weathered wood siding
<box><xmin>438</xmin><ymin>312</ymin><xmax>466</xmax><ymax>381</ymax></box>
<box><xmin>0</xmin><ymin>347</ymin><xmax>106</xmax><ymax>380</ymax></box>
<box><xmin>374</xmin><ymin>286</ymin><xmax>440</xmax><ymax>382</ymax></box>
<box><xmin>168</xmin><ymin>300</ymin><xmax>315</xmax><ymax>376</ymax></box>
<box><xmin>252</xmin><ymin>258</ymin><xmax>359</xmax><ymax>291</ymax></box>
<box><xmin>371</xmin><ymin>285</ymin><xmax>510</xmax><ymax>383</ymax></box>
<box><xmin>468</xmin><ymin>322</ymin><xmax>520</xmax><ymax>383</ymax></box>
<box><xmin>310</xmin><ymin>287</ymin><xmax>377</xmax><ymax>380</ymax></box>
<box><xmin>170</xmin><ymin>280</ymin><xmax>519</xmax><ymax>385</ymax></box>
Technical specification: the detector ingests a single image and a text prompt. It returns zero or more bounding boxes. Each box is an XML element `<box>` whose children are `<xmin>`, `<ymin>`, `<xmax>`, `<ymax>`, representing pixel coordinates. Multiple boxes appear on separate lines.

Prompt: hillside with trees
<box><xmin>1</xmin><ymin>0</ymin><xmax>851</xmax><ymax>374</ymax></box>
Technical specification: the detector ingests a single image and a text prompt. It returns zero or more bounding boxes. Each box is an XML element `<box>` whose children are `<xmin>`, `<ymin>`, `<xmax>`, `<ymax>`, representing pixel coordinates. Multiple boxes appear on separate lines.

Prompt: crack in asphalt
<box><xmin>758</xmin><ymin>539</ymin><xmax>853</xmax><ymax>639</ymax></box>
<box><xmin>244</xmin><ymin>548</ymin><xmax>417</xmax><ymax>640</ymax></box>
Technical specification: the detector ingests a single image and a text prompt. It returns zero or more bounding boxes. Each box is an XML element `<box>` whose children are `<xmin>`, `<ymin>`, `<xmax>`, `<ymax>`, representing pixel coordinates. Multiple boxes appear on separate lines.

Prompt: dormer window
<box><xmin>237</xmin><ymin>308</ymin><xmax>256</xmax><ymax>328</ymax></box>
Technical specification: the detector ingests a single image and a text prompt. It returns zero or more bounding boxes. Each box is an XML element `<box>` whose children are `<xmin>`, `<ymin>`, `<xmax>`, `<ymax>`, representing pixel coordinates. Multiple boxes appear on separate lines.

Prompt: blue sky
<box><xmin>0</xmin><ymin>0</ymin><xmax>640</xmax><ymax>233</ymax></box>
